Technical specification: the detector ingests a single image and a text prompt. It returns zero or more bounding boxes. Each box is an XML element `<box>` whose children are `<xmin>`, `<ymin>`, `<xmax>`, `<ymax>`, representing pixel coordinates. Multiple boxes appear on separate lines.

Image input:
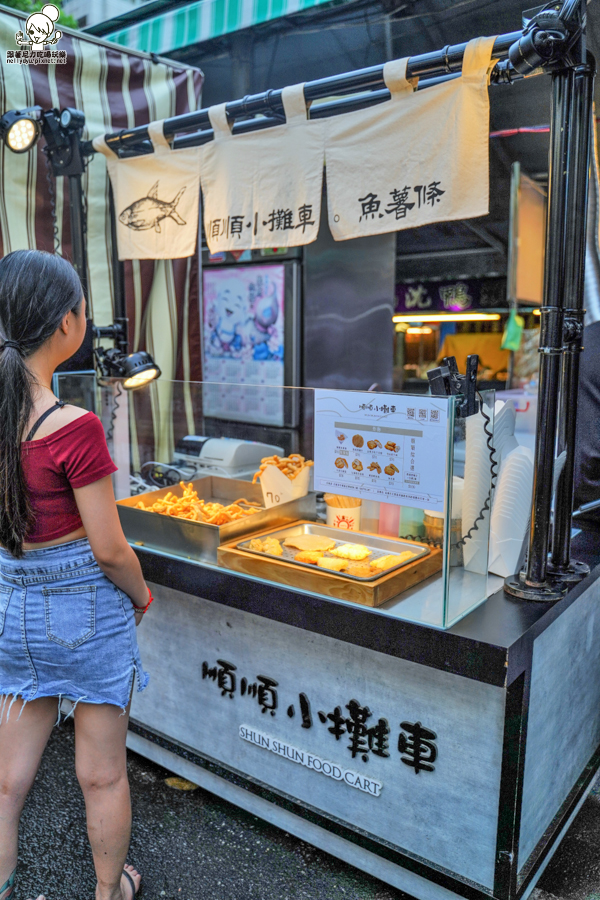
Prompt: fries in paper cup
<box><xmin>252</xmin><ymin>454</ymin><xmax>313</xmax><ymax>508</ymax></box>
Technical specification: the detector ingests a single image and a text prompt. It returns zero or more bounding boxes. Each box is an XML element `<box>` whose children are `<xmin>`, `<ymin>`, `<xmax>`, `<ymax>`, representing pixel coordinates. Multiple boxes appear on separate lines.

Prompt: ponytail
<box><xmin>0</xmin><ymin>250</ymin><xmax>83</xmax><ymax>557</ymax></box>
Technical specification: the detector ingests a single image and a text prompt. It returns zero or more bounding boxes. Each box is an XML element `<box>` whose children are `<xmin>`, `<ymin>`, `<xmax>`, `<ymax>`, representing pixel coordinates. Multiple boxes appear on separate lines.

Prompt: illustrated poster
<box><xmin>314</xmin><ymin>390</ymin><xmax>449</xmax><ymax>512</ymax></box>
<box><xmin>202</xmin><ymin>265</ymin><xmax>285</xmax><ymax>426</ymax></box>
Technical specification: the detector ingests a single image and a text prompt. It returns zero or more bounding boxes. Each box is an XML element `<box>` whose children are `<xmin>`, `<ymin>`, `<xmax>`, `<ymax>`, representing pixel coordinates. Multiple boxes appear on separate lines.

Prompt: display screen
<box><xmin>202</xmin><ymin>264</ymin><xmax>286</xmax><ymax>426</ymax></box>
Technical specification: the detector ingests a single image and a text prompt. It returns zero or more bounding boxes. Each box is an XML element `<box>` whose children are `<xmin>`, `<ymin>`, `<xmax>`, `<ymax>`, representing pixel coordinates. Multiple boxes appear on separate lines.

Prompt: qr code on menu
<box><xmin>407</xmin><ymin>408</ymin><xmax>415</xmax><ymax>419</ymax></box>
<box><xmin>430</xmin><ymin>409</ymin><xmax>440</xmax><ymax>422</ymax></box>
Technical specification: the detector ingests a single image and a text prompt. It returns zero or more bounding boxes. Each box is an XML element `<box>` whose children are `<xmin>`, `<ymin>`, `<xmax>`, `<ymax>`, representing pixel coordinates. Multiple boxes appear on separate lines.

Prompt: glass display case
<box><xmin>57</xmin><ymin>374</ymin><xmax>499</xmax><ymax>629</ymax></box>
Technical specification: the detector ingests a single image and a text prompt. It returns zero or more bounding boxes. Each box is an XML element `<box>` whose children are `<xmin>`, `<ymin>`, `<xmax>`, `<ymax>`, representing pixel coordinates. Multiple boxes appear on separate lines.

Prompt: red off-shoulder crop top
<box><xmin>21</xmin><ymin>412</ymin><xmax>118</xmax><ymax>542</ymax></box>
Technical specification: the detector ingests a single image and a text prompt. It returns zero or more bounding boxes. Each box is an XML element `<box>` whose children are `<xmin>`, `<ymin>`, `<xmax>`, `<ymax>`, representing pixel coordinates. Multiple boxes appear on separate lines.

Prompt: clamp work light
<box><xmin>0</xmin><ymin>108</ymin><xmax>42</xmax><ymax>153</ymax></box>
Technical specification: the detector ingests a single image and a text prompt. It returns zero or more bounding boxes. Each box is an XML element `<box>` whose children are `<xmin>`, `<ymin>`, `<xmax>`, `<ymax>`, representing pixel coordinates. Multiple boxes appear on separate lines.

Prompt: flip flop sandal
<box><xmin>122</xmin><ymin>869</ymin><xmax>137</xmax><ymax>900</ymax></box>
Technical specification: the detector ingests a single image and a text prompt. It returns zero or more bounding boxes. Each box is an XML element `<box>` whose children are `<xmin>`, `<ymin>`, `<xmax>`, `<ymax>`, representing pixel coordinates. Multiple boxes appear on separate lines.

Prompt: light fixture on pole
<box><xmin>0</xmin><ymin>108</ymin><xmax>41</xmax><ymax>153</ymax></box>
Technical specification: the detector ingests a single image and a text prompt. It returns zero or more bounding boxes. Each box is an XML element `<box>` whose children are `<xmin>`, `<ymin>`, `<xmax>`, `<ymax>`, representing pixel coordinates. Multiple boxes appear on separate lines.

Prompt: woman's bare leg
<box><xmin>0</xmin><ymin>695</ymin><xmax>57</xmax><ymax>900</ymax></box>
<box><xmin>74</xmin><ymin>701</ymin><xmax>141</xmax><ymax>900</ymax></box>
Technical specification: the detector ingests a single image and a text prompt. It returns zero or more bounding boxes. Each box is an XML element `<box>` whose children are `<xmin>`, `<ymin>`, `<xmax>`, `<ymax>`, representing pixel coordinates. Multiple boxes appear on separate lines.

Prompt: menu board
<box><xmin>314</xmin><ymin>390</ymin><xmax>449</xmax><ymax>512</ymax></box>
<box><xmin>202</xmin><ymin>265</ymin><xmax>285</xmax><ymax>426</ymax></box>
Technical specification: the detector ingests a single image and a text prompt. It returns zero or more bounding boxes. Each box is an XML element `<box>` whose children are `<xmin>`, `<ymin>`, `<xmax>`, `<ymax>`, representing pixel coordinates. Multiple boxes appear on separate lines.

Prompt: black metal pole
<box><xmin>504</xmin><ymin>68</ymin><xmax>573</xmax><ymax>601</ymax></box>
<box><xmin>107</xmin><ymin>183</ymin><xmax>129</xmax><ymax>355</ymax></box>
<box><xmin>549</xmin><ymin>53</ymin><xmax>595</xmax><ymax>579</ymax></box>
<box><xmin>67</xmin><ymin>173</ymin><xmax>88</xmax><ymax>301</ymax></box>
<box><xmin>91</xmin><ymin>31</ymin><xmax>521</xmax><ymax>157</ymax></box>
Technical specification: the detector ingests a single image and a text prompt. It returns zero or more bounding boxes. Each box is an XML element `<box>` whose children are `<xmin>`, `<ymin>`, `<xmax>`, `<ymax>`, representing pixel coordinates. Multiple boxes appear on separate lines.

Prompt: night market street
<box><xmin>15</xmin><ymin>718</ymin><xmax>600</xmax><ymax>900</ymax></box>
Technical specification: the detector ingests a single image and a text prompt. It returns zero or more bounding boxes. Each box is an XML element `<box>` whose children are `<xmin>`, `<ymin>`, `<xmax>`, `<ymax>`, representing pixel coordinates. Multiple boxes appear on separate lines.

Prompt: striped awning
<box><xmin>105</xmin><ymin>0</ymin><xmax>350</xmax><ymax>53</ymax></box>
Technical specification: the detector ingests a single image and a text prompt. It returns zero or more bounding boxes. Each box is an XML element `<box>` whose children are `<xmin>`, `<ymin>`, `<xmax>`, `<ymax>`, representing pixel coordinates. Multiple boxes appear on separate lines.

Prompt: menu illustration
<box><xmin>314</xmin><ymin>390</ymin><xmax>449</xmax><ymax>512</ymax></box>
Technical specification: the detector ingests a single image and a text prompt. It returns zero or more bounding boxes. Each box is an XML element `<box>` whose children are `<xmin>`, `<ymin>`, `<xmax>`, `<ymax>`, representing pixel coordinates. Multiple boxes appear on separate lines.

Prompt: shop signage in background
<box><xmin>313</xmin><ymin>390</ymin><xmax>449</xmax><ymax>512</ymax></box>
<box><xmin>395</xmin><ymin>277</ymin><xmax>508</xmax><ymax>313</ymax></box>
<box><xmin>200</xmin><ymin>83</ymin><xmax>324</xmax><ymax>253</ymax></box>
<box><xmin>202</xmin><ymin>264</ymin><xmax>285</xmax><ymax>426</ymax></box>
<box><xmin>93</xmin><ymin>121</ymin><xmax>202</xmax><ymax>260</ymax></box>
<box><xmin>324</xmin><ymin>37</ymin><xmax>497</xmax><ymax>242</ymax></box>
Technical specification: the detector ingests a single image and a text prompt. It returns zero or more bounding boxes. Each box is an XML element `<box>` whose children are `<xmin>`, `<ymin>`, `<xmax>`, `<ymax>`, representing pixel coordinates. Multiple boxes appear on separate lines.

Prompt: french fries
<box><xmin>136</xmin><ymin>482</ymin><xmax>262</xmax><ymax>525</ymax></box>
<box><xmin>252</xmin><ymin>454</ymin><xmax>314</xmax><ymax>484</ymax></box>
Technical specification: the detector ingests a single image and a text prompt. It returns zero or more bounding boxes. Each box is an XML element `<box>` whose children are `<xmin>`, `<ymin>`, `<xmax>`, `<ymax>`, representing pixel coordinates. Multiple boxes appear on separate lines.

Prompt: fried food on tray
<box><xmin>371</xmin><ymin>551</ymin><xmax>415</xmax><ymax>571</ymax></box>
<box><xmin>136</xmin><ymin>483</ymin><xmax>262</xmax><ymax>525</ymax></box>
<box><xmin>317</xmin><ymin>557</ymin><xmax>348</xmax><ymax>572</ymax></box>
<box><xmin>346</xmin><ymin>562</ymin><xmax>374</xmax><ymax>578</ymax></box>
<box><xmin>247</xmin><ymin>537</ymin><xmax>283</xmax><ymax>556</ymax></box>
<box><xmin>335</xmin><ymin>457</ymin><xmax>348</xmax><ymax>469</ymax></box>
<box><xmin>384</xmin><ymin>464</ymin><xmax>399</xmax><ymax>476</ymax></box>
<box><xmin>385</xmin><ymin>441</ymin><xmax>398</xmax><ymax>452</ymax></box>
<box><xmin>367</xmin><ymin>461</ymin><xmax>381</xmax><ymax>473</ymax></box>
<box><xmin>352</xmin><ymin>459</ymin><xmax>363</xmax><ymax>472</ymax></box>
<box><xmin>352</xmin><ymin>435</ymin><xmax>364</xmax><ymax>448</ymax></box>
<box><xmin>294</xmin><ymin>550</ymin><xmax>325</xmax><ymax>564</ymax></box>
<box><xmin>252</xmin><ymin>454</ymin><xmax>313</xmax><ymax>484</ymax></box>
<box><xmin>283</xmin><ymin>535</ymin><xmax>336</xmax><ymax>552</ymax></box>
<box><xmin>367</xmin><ymin>439</ymin><xmax>382</xmax><ymax>450</ymax></box>
<box><xmin>329</xmin><ymin>543</ymin><xmax>372</xmax><ymax>561</ymax></box>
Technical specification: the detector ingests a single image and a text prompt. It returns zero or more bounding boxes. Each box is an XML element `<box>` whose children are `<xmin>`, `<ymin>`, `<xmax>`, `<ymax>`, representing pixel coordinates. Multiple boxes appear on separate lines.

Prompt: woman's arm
<box><xmin>73</xmin><ymin>475</ymin><xmax>149</xmax><ymax>617</ymax></box>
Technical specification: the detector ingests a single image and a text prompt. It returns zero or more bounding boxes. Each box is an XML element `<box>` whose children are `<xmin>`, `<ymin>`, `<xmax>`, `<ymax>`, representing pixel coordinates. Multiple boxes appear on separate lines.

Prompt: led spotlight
<box><xmin>95</xmin><ymin>345</ymin><xmax>161</xmax><ymax>391</ymax></box>
<box><xmin>1</xmin><ymin>111</ymin><xmax>41</xmax><ymax>153</ymax></box>
<box><xmin>121</xmin><ymin>352</ymin><xmax>162</xmax><ymax>390</ymax></box>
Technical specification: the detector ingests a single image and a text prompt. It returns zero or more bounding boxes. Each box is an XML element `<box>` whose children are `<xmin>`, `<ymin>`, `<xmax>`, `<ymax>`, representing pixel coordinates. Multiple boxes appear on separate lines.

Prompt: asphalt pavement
<box><xmin>15</xmin><ymin>719</ymin><xmax>600</xmax><ymax>900</ymax></box>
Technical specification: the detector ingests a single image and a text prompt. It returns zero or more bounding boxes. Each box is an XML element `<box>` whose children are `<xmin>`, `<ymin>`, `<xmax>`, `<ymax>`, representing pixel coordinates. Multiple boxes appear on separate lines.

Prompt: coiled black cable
<box><xmin>455</xmin><ymin>393</ymin><xmax>498</xmax><ymax>548</ymax></box>
<box><xmin>105</xmin><ymin>381</ymin><xmax>123</xmax><ymax>444</ymax></box>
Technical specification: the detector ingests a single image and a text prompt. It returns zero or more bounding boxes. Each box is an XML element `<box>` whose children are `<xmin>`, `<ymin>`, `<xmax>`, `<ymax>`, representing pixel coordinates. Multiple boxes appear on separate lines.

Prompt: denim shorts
<box><xmin>0</xmin><ymin>538</ymin><xmax>149</xmax><ymax>719</ymax></box>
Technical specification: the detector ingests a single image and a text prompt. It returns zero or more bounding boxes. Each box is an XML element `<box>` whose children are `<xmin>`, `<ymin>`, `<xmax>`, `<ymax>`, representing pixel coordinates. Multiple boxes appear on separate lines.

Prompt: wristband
<box><xmin>134</xmin><ymin>588</ymin><xmax>154</xmax><ymax>614</ymax></box>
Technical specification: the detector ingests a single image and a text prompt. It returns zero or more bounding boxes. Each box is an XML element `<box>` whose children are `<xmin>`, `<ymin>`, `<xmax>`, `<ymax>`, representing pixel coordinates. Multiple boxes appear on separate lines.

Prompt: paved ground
<box><xmin>14</xmin><ymin>719</ymin><xmax>600</xmax><ymax>900</ymax></box>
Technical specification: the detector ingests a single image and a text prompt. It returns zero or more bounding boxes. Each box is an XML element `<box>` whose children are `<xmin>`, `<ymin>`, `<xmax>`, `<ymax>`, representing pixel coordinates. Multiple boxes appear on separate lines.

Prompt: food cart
<box><xmin>10</xmin><ymin>1</ymin><xmax>600</xmax><ymax>897</ymax></box>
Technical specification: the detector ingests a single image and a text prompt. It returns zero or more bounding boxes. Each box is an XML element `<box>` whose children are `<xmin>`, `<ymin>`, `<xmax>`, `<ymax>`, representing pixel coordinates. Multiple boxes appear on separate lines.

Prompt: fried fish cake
<box><xmin>247</xmin><ymin>537</ymin><xmax>283</xmax><ymax>556</ymax></box>
<box><xmin>367</xmin><ymin>439</ymin><xmax>382</xmax><ymax>449</ymax></box>
<box><xmin>294</xmin><ymin>549</ymin><xmax>325</xmax><ymax>564</ymax></box>
<box><xmin>384</xmin><ymin>464</ymin><xmax>399</xmax><ymax>476</ymax></box>
<box><xmin>352</xmin><ymin>434</ymin><xmax>364</xmax><ymax>448</ymax></box>
<box><xmin>352</xmin><ymin>459</ymin><xmax>363</xmax><ymax>471</ymax></box>
<box><xmin>329</xmin><ymin>543</ymin><xmax>371</xmax><ymax>561</ymax></box>
<box><xmin>385</xmin><ymin>441</ymin><xmax>398</xmax><ymax>452</ymax></box>
<box><xmin>317</xmin><ymin>557</ymin><xmax>348</xmax><ymax>572</ymax></box>
<box><xmin>335</xmin><ymin>457</ymin><xmax>348</xmax><ymax>469</ymax></box>
<box><xmin>346</xmin><ymin>562</ymin><xmax>375</xmax><ymax>578</ymax></box>
<box><xmin>371</xmin><ymin>551</ymin><xmax>415</xmax><ymax>571</ymax></box>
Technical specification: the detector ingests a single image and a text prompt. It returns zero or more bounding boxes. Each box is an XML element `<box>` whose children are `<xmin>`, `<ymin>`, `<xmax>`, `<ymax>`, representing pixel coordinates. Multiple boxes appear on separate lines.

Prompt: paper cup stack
<box><xmin>492</xmin><ymin>401</ymin><xmax>518</xmax><ymax>473</ymax></box>
<box><xmin>488</xmin><ymin>446</ymin><xmax>534</xmax><ymax>577</ymax></box>
<box><xmin>324</xmin><ymin>494</ymin><xmax>362</xmax><ymax>532</ymax></box>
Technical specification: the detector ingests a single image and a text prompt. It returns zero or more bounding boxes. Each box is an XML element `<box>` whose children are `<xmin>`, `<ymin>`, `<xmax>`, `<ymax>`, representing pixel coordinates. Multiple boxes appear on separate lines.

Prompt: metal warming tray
<box><xmin>118</xmin><ymin>476</ymin><xmax>317</xmax><ymax>563</ymax></box>
<box><xmin>236</xmin><ymin>523</ymin><xmax>430</xmax><ymax>582</ymax></box>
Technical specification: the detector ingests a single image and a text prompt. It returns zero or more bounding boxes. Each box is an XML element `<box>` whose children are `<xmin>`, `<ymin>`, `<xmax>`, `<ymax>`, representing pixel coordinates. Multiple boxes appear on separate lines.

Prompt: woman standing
<box><xmin>0</xmin><ymin>250</ymin><xmax>151</xmax><ymax>900</ymax></box>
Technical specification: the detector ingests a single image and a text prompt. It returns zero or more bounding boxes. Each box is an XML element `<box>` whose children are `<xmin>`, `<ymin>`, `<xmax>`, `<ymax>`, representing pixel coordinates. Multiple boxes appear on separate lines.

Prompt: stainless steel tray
<box><xmin>118</xmin><ymin>476</ymin><xmax>317</xmax><ymax>563</ymax></box>
<box><xmin>236</xmin><ymin>523</ymin><xmax>430</xmax><ymax>582</ymax></box>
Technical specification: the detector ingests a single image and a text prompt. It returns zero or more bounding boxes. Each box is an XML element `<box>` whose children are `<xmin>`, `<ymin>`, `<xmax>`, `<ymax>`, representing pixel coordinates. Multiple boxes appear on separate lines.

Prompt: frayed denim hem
<box><xmin>0</xmin><ymin>662</ymin><xmax>149</xmax><ymax>725</ymax></box>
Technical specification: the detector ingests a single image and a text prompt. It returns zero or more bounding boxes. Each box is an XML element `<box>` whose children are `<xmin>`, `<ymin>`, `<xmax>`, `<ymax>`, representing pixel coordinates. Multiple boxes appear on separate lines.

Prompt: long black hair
<box><xmin>0</xmin><ymin>250</ymin><xmax>84</xmax><ymax>557</ymax></box>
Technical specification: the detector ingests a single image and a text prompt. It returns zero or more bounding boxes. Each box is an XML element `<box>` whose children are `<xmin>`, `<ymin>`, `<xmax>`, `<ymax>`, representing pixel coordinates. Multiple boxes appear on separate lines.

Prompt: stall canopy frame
<box><xmin>82</xmin><ymin>0</ymin><xmax>594</xmax><ymax>601</ymax></box>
